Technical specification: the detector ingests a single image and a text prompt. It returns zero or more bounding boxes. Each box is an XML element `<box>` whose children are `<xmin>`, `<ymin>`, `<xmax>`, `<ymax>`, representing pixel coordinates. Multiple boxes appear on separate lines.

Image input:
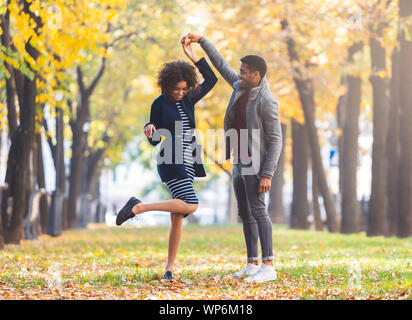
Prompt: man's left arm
<box><xmin>260</xmin><ymin>97</ymin><xmax>283</xmax><ymax>180</ymax></box>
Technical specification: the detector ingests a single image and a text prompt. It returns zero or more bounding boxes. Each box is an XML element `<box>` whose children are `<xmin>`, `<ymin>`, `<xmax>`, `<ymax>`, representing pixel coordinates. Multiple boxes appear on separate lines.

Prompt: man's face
<box><xmin>238</xmin><ymin>63</ymin><xmax>260</xmax><ymax>89</ymax></box>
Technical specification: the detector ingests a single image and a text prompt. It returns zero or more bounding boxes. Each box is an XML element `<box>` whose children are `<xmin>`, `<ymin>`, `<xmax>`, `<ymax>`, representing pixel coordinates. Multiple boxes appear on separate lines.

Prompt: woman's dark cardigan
<box><xmin>145</xmin><ymin>57</ymin><xmax>218</xmax><ymax>183</ymax></box>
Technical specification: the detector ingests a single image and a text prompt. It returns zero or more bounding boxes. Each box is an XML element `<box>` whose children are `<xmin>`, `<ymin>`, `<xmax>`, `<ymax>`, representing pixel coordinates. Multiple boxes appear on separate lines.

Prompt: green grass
<box><xmin>0</xmin><ymin>223</ymin><xmax>410</xmax><ymax>300</ymax></box>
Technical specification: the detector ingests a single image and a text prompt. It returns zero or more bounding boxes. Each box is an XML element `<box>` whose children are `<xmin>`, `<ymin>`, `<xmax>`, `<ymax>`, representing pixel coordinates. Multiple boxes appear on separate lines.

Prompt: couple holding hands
<box><xmin>115</xmin><ymin>33</ymin><xmax>282</xmax><ymax>283</ymax></box>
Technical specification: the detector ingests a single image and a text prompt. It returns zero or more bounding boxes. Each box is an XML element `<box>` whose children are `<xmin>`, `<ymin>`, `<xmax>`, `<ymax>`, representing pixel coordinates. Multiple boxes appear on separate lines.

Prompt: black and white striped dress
<box><xmin>165</xmin><ymin>101</ymin><xmax>199</xmax><ymax>206</ymax></box>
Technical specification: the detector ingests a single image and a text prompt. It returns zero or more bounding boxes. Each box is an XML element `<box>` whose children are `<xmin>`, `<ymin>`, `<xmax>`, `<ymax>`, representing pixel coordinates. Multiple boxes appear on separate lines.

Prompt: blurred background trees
<box><xmin>0</xmin><ymin>0</ymin><xmax>411</xmax><ymax>249</ymax></box>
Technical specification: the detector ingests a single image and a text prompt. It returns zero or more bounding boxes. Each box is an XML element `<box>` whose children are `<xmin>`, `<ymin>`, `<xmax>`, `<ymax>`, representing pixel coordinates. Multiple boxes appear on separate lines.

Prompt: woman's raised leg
<box><xmin>132</xmin><ymin>199</ymin><xmax>198</xmax><ymax>216</ymax></box>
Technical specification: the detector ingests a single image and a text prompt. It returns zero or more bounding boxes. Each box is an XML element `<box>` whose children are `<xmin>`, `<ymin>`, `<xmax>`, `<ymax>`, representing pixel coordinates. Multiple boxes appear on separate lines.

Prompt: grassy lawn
<box><xmin>0</xmin><ymin>223</ymin><xmax>410</xmax><ymax>300</ymax></box>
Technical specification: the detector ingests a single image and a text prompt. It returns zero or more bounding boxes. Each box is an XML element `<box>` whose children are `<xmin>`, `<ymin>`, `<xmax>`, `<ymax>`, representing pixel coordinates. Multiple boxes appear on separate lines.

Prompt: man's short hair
<box><xmin>240</xmin><ymin>55</ymin><xmax>267</xmax><ymax>78</ymax></box>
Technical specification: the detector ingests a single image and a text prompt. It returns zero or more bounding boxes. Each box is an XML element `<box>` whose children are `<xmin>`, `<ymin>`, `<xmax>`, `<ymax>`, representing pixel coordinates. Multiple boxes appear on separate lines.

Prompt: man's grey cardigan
<box><xmin>199</xmin><ymin>37</ymin><xmax>282</xmax><ymax>179</ymax></box>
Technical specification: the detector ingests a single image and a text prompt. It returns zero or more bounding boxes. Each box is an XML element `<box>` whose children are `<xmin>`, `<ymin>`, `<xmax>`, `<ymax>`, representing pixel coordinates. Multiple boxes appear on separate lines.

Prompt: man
<box><xmin>182</xmin><ymin>34</ymin><xmax>282</xmax><ymax>282</ymax></box>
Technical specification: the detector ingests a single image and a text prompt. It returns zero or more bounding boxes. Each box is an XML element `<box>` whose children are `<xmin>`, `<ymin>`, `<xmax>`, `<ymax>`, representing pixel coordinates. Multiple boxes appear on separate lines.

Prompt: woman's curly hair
<box><xmin>157</xmin><ymin>61</ymin><xmax>199</xmax><ymax>98</ymax></box>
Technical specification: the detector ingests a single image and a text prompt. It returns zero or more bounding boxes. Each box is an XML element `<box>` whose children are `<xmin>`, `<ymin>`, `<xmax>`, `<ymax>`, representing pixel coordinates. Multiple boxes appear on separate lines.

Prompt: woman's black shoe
<box><xmin>115</xmin><ymin>196</ymin><xmax>141</xmax><ymax>225</ymax></box>
<box><xmin>163</xmin><ymin>271</ymin><xmax>175</xmax><ymax>281</ymax></box>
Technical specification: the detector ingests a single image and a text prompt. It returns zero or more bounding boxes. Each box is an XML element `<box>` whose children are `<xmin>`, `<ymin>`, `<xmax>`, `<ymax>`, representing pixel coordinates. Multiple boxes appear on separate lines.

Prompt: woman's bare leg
<box><xmin>130</xmin><ymin>199</ymin><xmax>198</xmax><ymax>273</ymax></box>
<box><xmin>165</xmin><ymin>213</ymin><xmax>185</xmax><ymax>271</ymax></box>
<box><xmin>132</xmin><ymin>199</ymin><xmax>198</xmax><ymax>215</ymax></box>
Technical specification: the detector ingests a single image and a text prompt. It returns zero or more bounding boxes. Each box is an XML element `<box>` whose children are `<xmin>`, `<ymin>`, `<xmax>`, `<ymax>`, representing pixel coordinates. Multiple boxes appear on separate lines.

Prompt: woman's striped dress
<box><xmin>165</xmin><ymin>101</ymin><xmax>199</xmax><ymax>209</ymax></box>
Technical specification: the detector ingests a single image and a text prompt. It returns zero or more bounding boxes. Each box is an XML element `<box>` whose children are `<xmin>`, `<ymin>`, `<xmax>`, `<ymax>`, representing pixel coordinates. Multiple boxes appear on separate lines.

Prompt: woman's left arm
<box><xmin>182</xmin><ymin>40</ymin><xmax>217</xmax><ymax>104</ymax></box>
<box><xmin>189</xmin><ymin>58</ymin><xmax>218</xmax><ymax>104</ymax></box>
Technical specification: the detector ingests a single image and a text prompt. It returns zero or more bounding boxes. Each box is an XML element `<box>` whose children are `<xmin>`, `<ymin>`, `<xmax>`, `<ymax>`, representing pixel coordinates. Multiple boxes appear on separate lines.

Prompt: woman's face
<box><xmin>170</xmin><ymin>81</ymin><xmax>188</xmax><ymax>101</ymax></box>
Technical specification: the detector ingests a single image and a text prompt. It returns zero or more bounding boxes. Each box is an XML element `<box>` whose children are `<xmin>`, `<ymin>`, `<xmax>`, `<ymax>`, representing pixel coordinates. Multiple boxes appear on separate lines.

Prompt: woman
<box><xmin>115</xmin><ymin>38</ymin><xmax>217</xmax><ymax>281</ymax></box>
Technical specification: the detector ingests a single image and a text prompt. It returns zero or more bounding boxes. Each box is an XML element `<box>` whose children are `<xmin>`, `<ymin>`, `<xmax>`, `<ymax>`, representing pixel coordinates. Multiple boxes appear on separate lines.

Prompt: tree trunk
<box><xmin>290</xmin><ymin>119</ymin><xmax>308</xmax><ymax>229</ymax></box>
<box><xmin>0</xmin><ymin>2</ymin><xmax>18</xmax><ymax>137</ymax></box>
<box><xmin>340</xmin><ymin>42</ymin><xmax>363</xmax><ymax>234</ymax></box>
<box><xmin>386</xmin><ymin>45</ymin><xmax>400</xmax><ymax>237</ymax></box>
<box><xmin>67</xmin><ymin>121</ymin><xmax>86</xmax><ymax>229</ymax></box>
<box><xmin>67</xmin><ymin>58</ymin><xmax>106</xmax><ymax>229</ymax></box>
<box><xmin>268</xmin><ymin>123</ymin><xmax>287</xmax><ymax>224</ymax></box>
<box><xmin>397</xmin><ymin>0</ymin><xmax>412</xmax><ymax>238</ymax></box>
<box><xmin>368</xmin><ymin>29</ymin><xmax>389</xmax><ymax>236</ymax></box>
<box><xmin>281</xmin><ymin>19</ymin><xmax>338</xmax><ymax>232</ymax></box>
<box><xmin>56</xmin><ymin>106</ymin><xmax>67</xmax><ymax>230</ymax></box>
<box><xmin>4</xmin><ymin>74</ymin><xmax>38</xmax><ymax>244</ymax></box>
<box><xmin>44</xmin><ymin>104</ymin><xmax>67</xmax><ymax>229</ymax></box>
<box><xmin>0</xmin><ymin>203</ymin><xmax>3</xmax><ymax>249</ymax></box>
<box><xmin>3</xmin><ymin>1</ymin><xmax>41</xmax><ymax>243</ymax></box>
<box><xmin>0</xmin><ymin>0</ymin><xmax>15</xmax><ymax>249</ymax></box>
<box><xmin>56</xmin><ymin>107</ymin><xmax>66</xmax><ymax>192</ymax></box>
<box><xmin>26</xmin><ymin>140</ymin><xmax>38</xmax><ymax>237</ymax></box>
<box><xmin>85</xmin><ymin>135</ymin><xmax>110</xmax><ymax>194</ymax></box>
<box><xmin>312</xmin><ymin>163</ymin><xmax>323</xmax><ymax>231</ymax></box>
<box><xmin>337</xmin><ymin>75</ymin><xmax>348</xmax><ymax>229</ymax></box>
<box><xmin>36</xmin><ymin>133</ymin><xmax>49</xmax><ymax>234</ymax></box>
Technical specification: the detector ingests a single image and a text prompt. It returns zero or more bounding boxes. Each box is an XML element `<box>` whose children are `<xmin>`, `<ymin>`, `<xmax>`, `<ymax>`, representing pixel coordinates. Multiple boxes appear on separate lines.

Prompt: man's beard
<box><xmin>240</xmin><ymin>79</ymin><xmax>252</xmax><ymax>89</ymax></box>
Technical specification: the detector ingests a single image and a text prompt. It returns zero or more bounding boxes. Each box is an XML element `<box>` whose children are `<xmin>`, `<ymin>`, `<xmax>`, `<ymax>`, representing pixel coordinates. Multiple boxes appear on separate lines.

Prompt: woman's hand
<box><xmin>181</xmin><ymin>33</ymin><xmax>203</xmax><ymax>44</ymax></box>
<box><xmin>144</xmin><ymin>123</ymin><xmax>156</xmax><ymax>139</ymax></box>
<box><xmin>181</xmin><ymin>37</ymin><xmax>199</xmax><ymax>63</ymax></box>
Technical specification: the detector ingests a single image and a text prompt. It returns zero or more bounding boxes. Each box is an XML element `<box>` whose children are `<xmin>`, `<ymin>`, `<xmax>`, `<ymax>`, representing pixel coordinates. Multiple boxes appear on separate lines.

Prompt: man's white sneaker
<box><xmin>234</xmin><ymin>263</ymin><xmax>260</xmax><ymax>277</ymax></box>
<box><xmin>244</xmin><ymin>264</ymin><xmax>277</xmax><ymax>283</ymax></box>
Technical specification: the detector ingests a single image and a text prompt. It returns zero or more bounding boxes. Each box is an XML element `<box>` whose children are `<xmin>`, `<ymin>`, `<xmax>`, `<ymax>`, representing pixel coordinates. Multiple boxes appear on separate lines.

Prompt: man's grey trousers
<box><xmin>232</xmin><ymin>164</ymin><xmax>274</xmax><ymax>262</ymax></box>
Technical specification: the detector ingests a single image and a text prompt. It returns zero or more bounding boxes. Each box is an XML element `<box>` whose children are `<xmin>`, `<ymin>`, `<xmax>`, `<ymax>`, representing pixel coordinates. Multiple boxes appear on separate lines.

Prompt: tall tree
<box><xmin>337</xmin><ymin>75</ymin><xmax>348</xmax><ymax>229</ymax></box>
<box><xmin>0</xmin><ymin>0</ymin><xmax>18</xmax><ymax>248</ymax></box>
<box><xmin>290</xmin><ymin>119</ymin><xmax>309</xmax><ymax>229</ymax></box>
<box><xmin>368</xmin><ymin>12</ymin><xmax>389</xmax><ymax>236</ymax></box>
<box><xmin>43</xmin><ymin>101</ymin><xmax>67</xmax><ymax>229</ymax></box>
<box><xmin>1</xmin><ymin>0</ymin><xmax>127</xmax><ymax>243</ymax></box>
<box><xmin>35</xmin><ymin>131</ymin><xmax>48</xmax><ymax>234</ymax></box>
<box><xmin>340</xmin><ymin>42</ymin><xmax>363</xmax><ymax>234</ymax></box>
<box><xmin>67</xmin><ymin>55</ymin><xmax>107</xmax><ymax>229</ymax></box>
<box><xmin>281</xmin><ymin>18</ymin><xmax>338</xmax><ymax>232</ymax></box>
<box><xmin>397</xmin><ymin>0</ymin><xmax>412</xmax><ymax>238</ymax></box>
<box><xmin>312</xmin><ymin>160</ymin><xmax>323</xmax><ymax>231</ymax></box>
<box><xmin>386</xmin><ymin>42</ymin><xmax>400</xmax><ymax>237</ymax></box>
<box><xmin>2</xmin><ymin>0</ymin><xmax>41</xmax><ymax>243</ymax></box>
